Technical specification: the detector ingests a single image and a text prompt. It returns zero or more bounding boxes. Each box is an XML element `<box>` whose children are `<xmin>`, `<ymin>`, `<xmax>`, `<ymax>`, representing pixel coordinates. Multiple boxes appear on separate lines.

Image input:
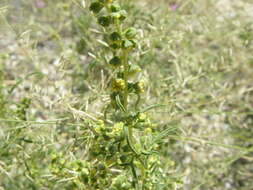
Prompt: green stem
<box><xmin>122</xmin><ymin>50</ymin><xmax>129</xmax><ymax>111</ymax></box>
<box><xmin>122</xmin><ymin>49</ymin><xmax>139</xmax><ymax>189</ymax></box>
<box><xmin>122</xmin><ymin>50</ymin><xmax>135</xmax><ymax>159</ymax></box>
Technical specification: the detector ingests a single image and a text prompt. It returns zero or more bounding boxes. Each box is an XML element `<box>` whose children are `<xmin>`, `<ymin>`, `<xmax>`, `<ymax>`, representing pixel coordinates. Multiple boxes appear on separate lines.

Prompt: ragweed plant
<box><xmin>47</xmin><ymin>1</ymin><xmax>181</xmax><ymax>189</ymax></box>
<box><xmin>69</xmin><ymin>0</ymin><xmax>181</xmax><ymax>189</ymax></box>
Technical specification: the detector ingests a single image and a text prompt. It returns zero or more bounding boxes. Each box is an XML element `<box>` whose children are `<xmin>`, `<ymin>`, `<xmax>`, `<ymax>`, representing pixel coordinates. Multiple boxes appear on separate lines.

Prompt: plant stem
<box><xmin>122</xmin><ymin>49</ymin><xmax>135</xmax><ymax>153</ymax></box>
<box><xmin>122</xmin><ymin>50</ymin><xmax>140</xmax><ymax>189</ymax></box>
<box><xmin>122</xmin><ymin>50</ymin><xmax>129</xmax><ymax>112</ymax></box>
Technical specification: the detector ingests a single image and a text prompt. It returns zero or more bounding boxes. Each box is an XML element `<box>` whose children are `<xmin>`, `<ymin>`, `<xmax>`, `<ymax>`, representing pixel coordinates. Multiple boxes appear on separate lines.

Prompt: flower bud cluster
<box><xmin>90</xmin><ymin>0</ymin><xmax>144</xmax><ymax>112</ymax></box>
<box><xmin>49</xmin><ymin>153</ymin><xmax>91</xmax><ymax>186</ymax></box>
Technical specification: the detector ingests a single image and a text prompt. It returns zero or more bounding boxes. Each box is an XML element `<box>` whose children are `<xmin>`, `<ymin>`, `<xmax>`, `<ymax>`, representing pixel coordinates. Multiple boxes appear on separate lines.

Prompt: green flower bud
<box><xmin>59</xmin><ymin>158</ymin><xmax>66</xmax><ymax>165</ymax></box>
<box><xmin>119</xmin><ymin>155</ymin><xmax>128</xmax><ymax>163</ymax></box>
<box><xmin>122</xmin><ymin>144</ymin><xmax>131</xmax><ymax>152</ymax></box>
<box><xmin>117</xmin><ymin>71</ymin><xmax>124</xmax><ymax>79</ymax></box>
<box><xmin>109</xmin><ymin>56</ymin><xmax>121</xmax><ymax>67</ymax></box>
<box><xmin>112</xmin><ymin>174</ymin><xmax>130</xmax><ymax>187</ymax></box>
<box><xmin>112</xmin><ymin>78</ymin><xmax>126</xmax><ymax>92</ymax></box>
<box><xmin>134</xmin><ymin>80</ymin><xmax>145</xmax><ymax>93</ymax></box>
<box><xmin>119</xmin><ymin>10</ymin><xmax>127</xmax><ymax>21</ymax></box>
<box><xmin>110</xmin><ymin>43</ymin><xmax>120</xmax><ymax>49</ymax></box>
<box><xmin>122</xmin><ymin>39</ymin><xmax>136</xmax><ymax>50</ymax></box>
<box><xmin>97</xmin><ymin>163</ymin><xmax>106</xmax><ymax>170</ymax></box>
<box><xmin>111</xmin><ymin>10</ymin><xmax>127</xmax><ymax>22</ymax></box>
<box><xmin>108</xmin><ymin>144</ymin><xmax>117</xmax><ymax>154</ymax></box>
<box><xmin>111</xmin><ymin>12</ymin><xmax>121</xmax><ymax>19</ymax></box>
<box><xmin>110</xmin><ymin>4</ymin><xmax>121</xmax><ymax>12</ymax></box>
<box><xmin>138</xmin><ymin>113</ymin><xmax>147</xmax><ymax>122</ymax></box>
<box><xmin>107</xmin><ymin>122</ymin><xmax>124</xmax><ymax>138</ymax></box>
<box><xmin>128</xmin><ymin>64</ymin><xmax>142</xmax><ymax>76</ymax></box>
<box><xmin>89</xmin><ymin>1</ymin><xmax>104</xmax><ymax>14</ymax></box>
<box><xmin>94</xmin><ymin>120</ymin><xmax>106</xmax><ymax>134</ymax></box>
<box><xmin>144</xmin><ymin>127</ymin><xmax>152</xmax><ymax>134</ymax></box>
<box><xmin>110</xmin><ymin>32</ymin><xmax>121</xmax><ymax>41</ymax></box>
<box><xmin>124</xmin><ymin>27</ymin><xmax>138</xmax><ymax>39</ymax></box>
<box><xmin>98</xmin><ymin>16</ymin><xmax>112</xmax><ymax>27</ymax></box>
